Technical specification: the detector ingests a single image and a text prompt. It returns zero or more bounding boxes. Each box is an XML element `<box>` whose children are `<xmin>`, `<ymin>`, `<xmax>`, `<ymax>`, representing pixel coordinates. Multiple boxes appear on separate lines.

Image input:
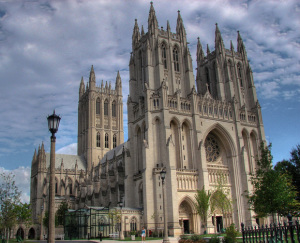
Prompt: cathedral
<box><xmin>30</xmin><ymin>2</ymin><xmax>266</xmax><ymax>239</ymax></box>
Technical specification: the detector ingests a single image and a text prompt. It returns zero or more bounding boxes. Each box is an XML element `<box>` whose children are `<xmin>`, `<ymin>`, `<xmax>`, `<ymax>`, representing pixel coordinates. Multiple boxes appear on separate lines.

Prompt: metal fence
<box><xmin>241</xmin><ymin>216</ymin><xmax>300</xmax><ymax>243</ymax></box>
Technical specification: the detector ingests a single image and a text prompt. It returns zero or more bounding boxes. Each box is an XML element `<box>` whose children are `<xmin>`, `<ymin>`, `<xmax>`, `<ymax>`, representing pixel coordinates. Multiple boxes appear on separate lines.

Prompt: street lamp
<box><xmin>47</xmin><ymin>110</ymin><xmax>61</xmax><ymax>243</ymax></box>
<box><xmin>118</xmin><ymin>198</ymin><xmax>124</xmax><ymax>240</ymax></box>
<box><xmin>160</xmin><ymin>168</ymin><xmax>169</xmax><ymax>243</ymax></box>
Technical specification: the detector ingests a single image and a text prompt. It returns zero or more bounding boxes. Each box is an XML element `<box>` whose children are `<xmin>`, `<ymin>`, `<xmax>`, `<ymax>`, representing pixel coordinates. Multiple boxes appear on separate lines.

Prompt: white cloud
<box><xmin>56</xmin><ymin>143</ymin><xmax>77</xmax><ymax>155</ymax></box>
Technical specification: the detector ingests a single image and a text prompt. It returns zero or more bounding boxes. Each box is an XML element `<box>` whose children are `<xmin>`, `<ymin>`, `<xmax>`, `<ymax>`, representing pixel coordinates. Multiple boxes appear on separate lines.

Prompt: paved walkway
<box><xmin>33</xmin><ymin>238</ymin><xmax>179</xmax><ymax>243</ymax></box>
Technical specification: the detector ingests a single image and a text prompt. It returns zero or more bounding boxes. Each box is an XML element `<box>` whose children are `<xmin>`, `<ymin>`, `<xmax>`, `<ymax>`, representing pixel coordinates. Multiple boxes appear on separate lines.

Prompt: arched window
<box><xmin>68</xmin><ymin>178</ymin><xmax>72</xmax><ymax>195</ymax></box>
<box><xmin>55</xmin><ymin>178</ymin><xmax>58</xmax><ymax>194</ymax></box>
<box><xmin>162</xmin><ymin>44</ymin><xmax>167</xmax><ymax>69</ymax></box>
<box><xmin>205</xmin><ymin>67</ymin><xmax>211</xmax><ymax>92</ymax></box>
<box><xmin>96</xmin><ymin>98</ymin><xmax>100</xmax><ymax>115</ymax></box>
<box><xmin>112</xmin><ymin>101</ymin><xmax>116</xmax><ymax>117</ymax></box>
<box><xmin>104</xmin><ymin>99</ymin><xmax>108</xmax><ymax>116</ymax></box>
<box><xmin>96</xmin><ymin>132</ymin><xmax>101</xmax><ymax>147</ymax></box>
<box><xmin>237</xmin><ymin>63</ymin><xmax>243</xmax><ymax>87</ymax></box>
<box><xmin>113</xmin><ymin>134</ymin><xmax>117</xmax><ymax>148</ymax></box>
<box><xmin>173</xmin><ymin>47</ymin><xmax>179</xmax><ymax>72</ymax></box>
<box><xmin>130</xmin><ymin>217</ymin><xmax>137</xmax><ymax>232</ymax></box>
<box><xmin>105</xmin><ymin>133</ymin><xmax>109</xmax><ymax>148</ymax></box>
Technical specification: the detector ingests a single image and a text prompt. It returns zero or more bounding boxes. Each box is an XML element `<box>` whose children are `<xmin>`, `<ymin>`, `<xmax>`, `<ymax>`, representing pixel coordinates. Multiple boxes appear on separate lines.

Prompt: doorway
<box><xmin>183</xmin><ymin>220</ymin><xmax>190</xmax><ymax>234</ymax></box>
<box><xmin>216</xmin><ymin>216</ymin><xmax>223</xmax><ymax>232</ymax></box>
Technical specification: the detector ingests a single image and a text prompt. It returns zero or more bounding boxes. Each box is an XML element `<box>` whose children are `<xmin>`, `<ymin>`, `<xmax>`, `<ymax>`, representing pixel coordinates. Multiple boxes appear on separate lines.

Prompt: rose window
<box><xmin>205</xmin><ymin>135</ymin><xmax>220</xmax><ymax>162</ymax></box>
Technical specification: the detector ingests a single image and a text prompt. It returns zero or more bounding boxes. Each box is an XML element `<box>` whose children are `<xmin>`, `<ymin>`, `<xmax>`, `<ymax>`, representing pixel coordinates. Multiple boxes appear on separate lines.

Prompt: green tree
<box><xmin>275</xmin><ymin>144</ymin><xmax>300</xmax><ymax>201</ymax></box>
<box><xmin>15</xmin><ymin>203</ymin><xmax>32</xmax><ymax>227</ymax></box>
<box><xmin>0</xmin><ymin>172</ymin><xmax>21</xmax><ymax>243</ymax></box>
<box><xmin>194</xmin><ymin>186</ymin><xmax>211</xmax><ymax>233</ymax></box>
<box><xmin>210</xmin><ymin>173</ymin><xmax>232</xmax><ymax>231</ymax></box>
<box><xmin>43</xmin><ymin>211</ymin><xmax>58</xmax><ymax>229</ymax></box>
<box><xmin>56</xmin><ymin>201</ymin><xmax>69</xmax><ymax>226</ymax></box>
<box><xmin>248</xmin><ymin>143</ymin><xmax>298</xmax><ymax>220</ymax></box>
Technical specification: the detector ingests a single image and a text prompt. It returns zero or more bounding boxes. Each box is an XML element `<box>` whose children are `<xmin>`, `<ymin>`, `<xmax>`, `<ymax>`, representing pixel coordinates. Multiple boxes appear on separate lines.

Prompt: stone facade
<box><xmin>30</xmin><ymin>3</ymin><xmax>266</xmax><ymax>239</ymax></box>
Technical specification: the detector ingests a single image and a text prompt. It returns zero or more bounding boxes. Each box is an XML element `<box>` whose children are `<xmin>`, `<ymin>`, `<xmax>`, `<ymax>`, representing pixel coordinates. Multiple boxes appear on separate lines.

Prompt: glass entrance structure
<box><xmin>64</xmin><ymin>206</ymin><xmax>114</xmax><ymax>240</ymax></box>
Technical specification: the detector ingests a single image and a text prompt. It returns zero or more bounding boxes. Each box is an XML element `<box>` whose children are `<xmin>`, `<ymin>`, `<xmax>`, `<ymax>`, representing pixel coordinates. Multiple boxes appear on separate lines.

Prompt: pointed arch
<box><xmin>96</xmin><ymin>97</ymin><xmax>101</xmax><ymax>115</ymax></box>
<box><xmin>153</xmin><ymin>117</ymin><xmax>161</xmax><ymax>165</ymax></box>
<box><xmin>170</xmin><ymin>119</ymin><xmax>181</xmax><ymax>168</ymax></box>
<box><xmin>173</xmin><ymin>45</ymin><xmax>180</xmax><ymax>72</ymax></box>
<box><xmin>182</xmin><ymin>121</ymin><xmax>192</xmax><ymax>169</ymax></box>
<box><xmin>113</xmin><ymin>134</ymin><xmax>117</xmax><ymax>148</ymax></box>
<box><xmin>202</xmin><ymin>123</ymin><xmax>237</xmax><ymax>157</ymax></box>
<box><xmin>105</xmin><ymin>133</ymin><xmax>109</xmax><ymax>148</ymax></box>
<box><xmin>96</xmin><ymin>132</ymin><xmax>101</xmax><ymax>147</ymax></box>
<box><xmin>112</xmin><ymin>100</ymin><xmax>116</xmax><ymax>117</ymax></box>
<box><xmin>161</xmin><ymin>41</ymin><xmax>168</xmax><ymax>69</ymax></box>
<box><xmin>104</xmin><ymin>99</ymin><xmax>109</xmax><ymax>116</ymax></box>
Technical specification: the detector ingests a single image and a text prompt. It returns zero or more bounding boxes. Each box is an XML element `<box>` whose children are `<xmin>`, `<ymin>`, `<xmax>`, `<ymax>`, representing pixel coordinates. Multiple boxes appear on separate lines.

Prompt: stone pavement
<box><xmin>33</xmin><ymin>237</ymin><xmax>179</xmax><ymax>243</ymax></box>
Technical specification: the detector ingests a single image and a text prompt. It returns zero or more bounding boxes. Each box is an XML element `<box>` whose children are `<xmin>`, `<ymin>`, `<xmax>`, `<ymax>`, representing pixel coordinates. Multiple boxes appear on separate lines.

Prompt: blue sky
<box><xmin>0</xmin><ymin>0</ymin><xmax>299</xmax><ymax>202</ymax></box>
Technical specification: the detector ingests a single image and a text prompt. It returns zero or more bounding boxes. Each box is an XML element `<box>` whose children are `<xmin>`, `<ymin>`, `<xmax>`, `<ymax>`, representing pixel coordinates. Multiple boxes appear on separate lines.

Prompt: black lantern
<box><xmin>47</xmin><ymin>110</ymin><xmax>61</xmax><ymax>135</ymax></box>
<box><xmin>160</xmin><ymin>168</ymin><xmax>166</xmax><ymax>183</ymax></box>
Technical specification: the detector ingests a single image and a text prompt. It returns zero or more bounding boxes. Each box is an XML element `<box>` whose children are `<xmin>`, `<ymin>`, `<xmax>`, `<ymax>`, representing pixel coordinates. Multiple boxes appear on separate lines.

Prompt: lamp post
<box><xmin>160</xmin><ymin>168</ymin><xmax>169</xmax><ymax>243</ymax></box>
<box><xmin>47</xmin><ymin>110</ymin><xmax>61</xmax><ymax>243</ymax></box>
<box><xmin>118</xmin><ymin>198</ymin><xmax>124</xmax><ymax>240</ymax></box>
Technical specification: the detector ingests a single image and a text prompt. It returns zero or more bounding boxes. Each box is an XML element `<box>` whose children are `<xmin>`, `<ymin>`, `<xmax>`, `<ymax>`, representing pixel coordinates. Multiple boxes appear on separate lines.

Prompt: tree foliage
<box><xmin>56</xmin><ymin>201</ymin><xmax>69</xmax><ymax>226</ymax></box>
<box><xmin>0</xmin><ymin>172</ymin><xmax>30</xmax><ymax>243</ymax></box>
<box><xmin>248</xmin><ymin>143</ymin><xmax>298</xmax><ymax>219</ymax></box>
<box><xmin>194</xmin><ymin>186</ymin><xmax>211</xmax><ymax>230</ymax></box>
<box><xmin>43</xmin><ymin>210</ymin><xmax>58</xmax><ymax>229</ymax></box>
<box><xmin>274</xmin><ymin>144</ymin><xmax>300</xmax><ymax>201</ymax></box>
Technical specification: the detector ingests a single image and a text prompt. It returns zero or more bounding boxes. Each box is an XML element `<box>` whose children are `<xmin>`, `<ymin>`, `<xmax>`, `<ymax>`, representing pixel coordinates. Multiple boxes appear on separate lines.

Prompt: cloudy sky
<box><xmin>0</xmin><ymin>0</ymin><xmax>299</xmax><ymax>202</ymax></box>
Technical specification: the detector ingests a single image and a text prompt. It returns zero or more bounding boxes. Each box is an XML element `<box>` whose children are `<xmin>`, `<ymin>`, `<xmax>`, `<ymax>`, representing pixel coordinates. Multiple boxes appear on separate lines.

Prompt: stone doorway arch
<box><xmin>16</xmin><ymin>227</ymin><xmax>24</xmax><ymax>240</ymax></box>
<box><xmin>28</xmin><ymin>228</ymin><xmax>35</xmax><ymax>239</ymax></box>
<box><xmin>179</xmin><ymin>200</ymin><xmax>194</xmax><ymax>234</ymax></box>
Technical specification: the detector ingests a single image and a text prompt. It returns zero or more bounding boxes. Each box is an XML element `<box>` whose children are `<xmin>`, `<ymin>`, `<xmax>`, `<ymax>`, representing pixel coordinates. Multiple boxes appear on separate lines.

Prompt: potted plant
<box><xmin>130</xmin><ymin>231</ymin><xmax>136</xmax><ymax>240</ymax></box>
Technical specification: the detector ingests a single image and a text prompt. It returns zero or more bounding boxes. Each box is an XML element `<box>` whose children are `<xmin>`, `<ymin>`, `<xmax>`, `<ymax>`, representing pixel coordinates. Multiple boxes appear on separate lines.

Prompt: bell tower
<box><xmin>78</xmin><ymin>66</ymin><xmax>124</xmax><ymax>172</ymax></box>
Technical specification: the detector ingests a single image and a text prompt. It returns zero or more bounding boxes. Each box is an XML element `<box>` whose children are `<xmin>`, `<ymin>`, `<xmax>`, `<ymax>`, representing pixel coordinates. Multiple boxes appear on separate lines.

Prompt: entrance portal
<box><xmin>216</xmin><ymin>216</ymin><xmax>223</xmax><ymax>232</ymax></box>
<box><xmin>28</xmin><ymin>228</ymin><xmax>35</xmax><ymax>239</ymax></box>
<box><xmin>183</xmin><ymin>220</ymin><xmax>189</xmax><ymax>234</ymax></box>
<box><xmin>16</xmin><ymin>228</ymin><xmax>24</xmax><ymax>240</ymax></box>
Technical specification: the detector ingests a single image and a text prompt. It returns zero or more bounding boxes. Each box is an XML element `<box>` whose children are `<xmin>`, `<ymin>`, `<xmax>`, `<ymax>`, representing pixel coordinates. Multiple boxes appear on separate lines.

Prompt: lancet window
<box><xmin>162</xmin><ymin>44</ymin><xmax>167</xmax><ymax>69</ymax></box>
<box><xmin>104</xmin><ymin>99</ymin><xmax>108</xmax><ymax>116</ymax></box>
<box><xmin>105</xmin><ymin>133</ymin><xmax>109</xmax><ymax>148</ymax></box>
<box><xmin>173</xmin><ymin>47</ymin><xmax>179</xmax><ymax>72</ymax></box>
<box><xmin>96</xmin><ymin>132</ymin><xmax>101</xmax><ymax>147</ymax></box>
<box><xmin>113</xmin><ymin>134</ymin><xmax>117</xmax><ymax>148</ymax></box>
<box><xmin>96</xmin><ymin>98</ymin><xmax>100</xmax><ymax>115</ymax></box>
<box><xmin>112</xmin><ymin>101</ymin><xmax>116</xmax><ymax>117</ymax></box>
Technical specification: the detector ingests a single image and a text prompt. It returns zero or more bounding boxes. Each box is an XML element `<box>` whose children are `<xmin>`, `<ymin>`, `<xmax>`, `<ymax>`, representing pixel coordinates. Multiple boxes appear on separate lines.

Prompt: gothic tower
<box><xmin>125</xmin><ymin>3</ymin><xmax>265</xmax><ymax>236</ymax></box>
<box><xmin>78</xmin><ymin>66</ymin><xmax>124</xmax><ymax>172</ymax></box>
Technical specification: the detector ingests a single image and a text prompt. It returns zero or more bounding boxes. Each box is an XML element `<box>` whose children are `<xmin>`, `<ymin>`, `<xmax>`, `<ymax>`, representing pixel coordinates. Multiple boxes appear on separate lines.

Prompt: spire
<box><xmin>32</xmin><ymin>149</ymin><xmax>37</xmax><ymax>162</ymax></box>
<box><xmin>230</xmin><ymin>40</ymin><xmax>235</xmax><ymax>52</ymax></box>
<box><xmin>79</xmin><ymin>76</ymin><xmax>85</xmax><ymax>97</ymax></box>
<box><xmin>197</xmin><ymin>37</ymin><xmax>205</xmax><ymax>62</ymax></box>
<box><xmin>215</xmin><ymin>23</ymin><xmax>224</xmax><ymax>52</ymax></box>
<box><xmin>237</xmin><ymin>31</ymin><xmax>244</xmax><ymax>53</ymax></box>
<box><xmin>115</xmin><ymin>71</ymin><xmax>122</xmax><ymax>95</ymax></box>
<box><xmin>176</xmin><ymin>10</ymin><xmax>186</xmax><ymax>42</ymax></box>
<box><xmin>237</xmin><ymin>30</ymin><xmax>248</xmax><ymax>60</ymax></box>
<box><xmin>207</xmin><ymin>44</ymin><xmax>211</xmax><ymax>55</ymax></box>
<box><xmin>89</xmin><ymin>65</ymin><xmax>96</xmax><ymax>89</ymax></box>
<box><xmin>167</xmin><ymin>20</ymin><xmax>171</xmax><ymax>32</ymax></box>
<box><xmin>141</xmin><ymin>25</ymin><xmax>145</xmax><ymax>35</ymax></box>
<box><xmin>132</xmin><ymin>19</ymin><xmax>140</xmax><ymax>49</ymax></box>
<box><xmin>148</xmin><ymin>1</ymin><xmax>158</xmax><ymax>35</ymax></box>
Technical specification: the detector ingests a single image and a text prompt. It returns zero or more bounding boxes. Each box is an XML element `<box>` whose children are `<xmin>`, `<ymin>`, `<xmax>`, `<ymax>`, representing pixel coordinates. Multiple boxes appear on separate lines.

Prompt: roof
<box><xmin>100</xmin><ymin>142</ymin><xmax>127</xmax><ymax>164</ymax></box>
<box><xmin>45</xmin><ymin>153</ymin><xmax>86</xmax><ymax>170</ymax></box>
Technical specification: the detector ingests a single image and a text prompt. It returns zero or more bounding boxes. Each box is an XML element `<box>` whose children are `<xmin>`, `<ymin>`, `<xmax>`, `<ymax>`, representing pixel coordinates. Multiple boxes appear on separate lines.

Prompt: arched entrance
<box><xmin>16</xmin><ymin>228</ymin><xmax>24</xmax><ymax>240</ymax></box>
<box><xmin>179</xmin><ymin>200</ymin><xmax>193</xmax><ymax>234</ymax></box>
<box><xmin>28</xmin><ymin>228</ymin><xmax>35</xmax><ymax>239</ymax></box>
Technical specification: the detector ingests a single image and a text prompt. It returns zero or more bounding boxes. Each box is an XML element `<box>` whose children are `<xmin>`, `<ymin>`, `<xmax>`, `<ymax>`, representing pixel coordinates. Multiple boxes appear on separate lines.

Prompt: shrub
<box><xmin>209</xmin><ymin>235</ymin><xmax>220</xmax><ymax>243</ymax></box>
<box><xmin>191</xmin><ymin>235</ymin><xmax>202</xmax><ymax>242</ymax></box>
<box><xmin>223</xmin><ymin>224</ymin><xmax>239</xmax><ymax>243</ymax></box>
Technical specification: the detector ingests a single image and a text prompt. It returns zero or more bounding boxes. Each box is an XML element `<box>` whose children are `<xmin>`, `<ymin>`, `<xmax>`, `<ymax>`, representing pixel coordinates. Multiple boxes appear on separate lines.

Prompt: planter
<box><xmin>131</xmin><ymin>235</ymin><xmax>135</xmax><ymax>240</ymax></box>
